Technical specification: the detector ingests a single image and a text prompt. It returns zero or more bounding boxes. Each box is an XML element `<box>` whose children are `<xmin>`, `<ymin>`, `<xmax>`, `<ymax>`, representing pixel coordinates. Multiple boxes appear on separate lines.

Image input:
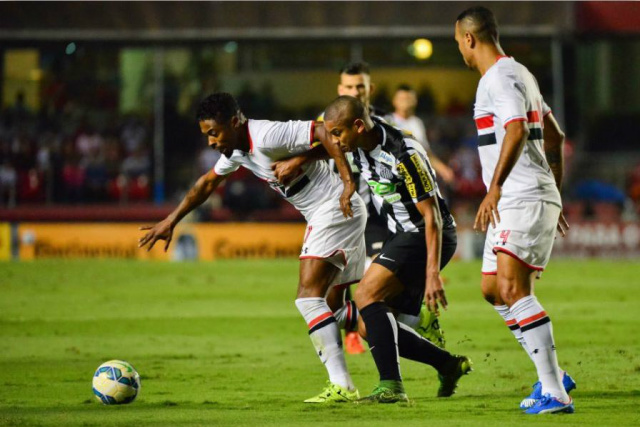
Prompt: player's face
<box><xmin>325</xmin><ymin>119</ymin><xmax>361</xmax><ymax>152</ymax></box>
<box><xmin>338</xmin><ymin>74</ymin><xmax>372</xmax><ymax>106</ymax></box>
<box><xmin>199</xmin><ymin>118</ymin><xmax>238</xmax><ymax>158</ymax></box>
<box><xmin>393</xmin><ymin>90</ymin><xmax>417</xmax><ymax>115</ymax></box>
<box><xmin>455</xmin><ymin>21</ymin><xmax>474</xmax><ymax>69</ymax></box>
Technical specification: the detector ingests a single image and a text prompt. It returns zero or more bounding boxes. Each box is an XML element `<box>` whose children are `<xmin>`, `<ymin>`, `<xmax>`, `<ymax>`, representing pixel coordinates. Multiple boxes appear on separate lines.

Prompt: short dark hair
<box><xmin>339</xmin><ymin>61</ymin><xmax>370</xmax><ymax>76</ymax></box>
<box><xmin>324</xmin><ymin>95</ymin><xmax>367</xmax><ymax>124</ymax></box>
<box><xmin>395</xmin><ymin>83</ymin><xmax>414</xmax><ymax>93</ymax></box>
<box><xmin>196</xmin><ymin>92</ymin><xmax>240</xmax><ymax>122</ymax></box>
<box><xmin>456</xmin><ymin>6</ymin><xmax>499</xmax><ymax>43</ymax></box>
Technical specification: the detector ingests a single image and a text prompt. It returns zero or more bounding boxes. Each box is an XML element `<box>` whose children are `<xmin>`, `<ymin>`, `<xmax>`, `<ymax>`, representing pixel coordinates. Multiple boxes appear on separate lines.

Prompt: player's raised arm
<box><xmin>314</xmin><ymin>123</ymin><xmax>356</xmax><ymax>218</ymax></box>
<box><xmin>474</xmin><ymin>120</ymin><xmax>529</xmax><ymax>232</ymax></box>
<box><xmin>543</xmin><ymin>111</ymin><xmax>569</xmax><ymax>236</ymax></box>
<box><xmin>138</xmin><ymin>169</ymin><xmax>227</xmax><ymax>251</ymax></box>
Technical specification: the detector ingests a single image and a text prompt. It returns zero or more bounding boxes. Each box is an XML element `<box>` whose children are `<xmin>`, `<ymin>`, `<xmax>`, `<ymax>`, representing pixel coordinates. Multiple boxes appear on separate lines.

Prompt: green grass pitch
<box><xmin>0</xmin><ymin>259</ymin><xmax>638</xmax><ymax>427</ymax></box>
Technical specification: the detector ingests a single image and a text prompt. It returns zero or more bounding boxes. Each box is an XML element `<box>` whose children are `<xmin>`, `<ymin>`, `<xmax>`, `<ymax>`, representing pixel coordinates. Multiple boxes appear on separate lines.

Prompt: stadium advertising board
<box><xmin>552</xmin><ymin>221</ymin><xmax>640</xmax><ymax>258</ymax></box>
<box><xmin>0</xmin><ymin>222</ymin><xmax>10</xmax><ymax>260</ymax></box>
<box><xmin>16</xmin><ymin>223</ymin><xmax>306</xmax><ymax>260</ymax></box>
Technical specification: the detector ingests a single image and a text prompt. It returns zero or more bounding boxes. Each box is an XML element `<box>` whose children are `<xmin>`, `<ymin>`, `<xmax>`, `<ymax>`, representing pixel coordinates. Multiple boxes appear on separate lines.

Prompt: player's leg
<box><xmin>327</xmin><ymin>286</ymin><xmax>359</xmax><ymax>336</ymax></box>
<box><xmin>482</xmin><ymin>273</ymin><xmax>535</xmax><ymax>360</ymax></box>
<box><xmin>354</xmin><ymin>264</ymin><xmax>408</xmax><ymax>402</ymax></box>
<box><xmin>295</xmin><ymin>258</ymin><xmax>358</xmax><ymax>403</ymax></box>
<box><xmin>497</xmin><ymin>253</ymin><xmax>572</xmax><ymax>413</ymax></box>
<box><xmin>355</xmin><ymin>261</ymin><xmax>469</xmax><ymax>402</ymax></box>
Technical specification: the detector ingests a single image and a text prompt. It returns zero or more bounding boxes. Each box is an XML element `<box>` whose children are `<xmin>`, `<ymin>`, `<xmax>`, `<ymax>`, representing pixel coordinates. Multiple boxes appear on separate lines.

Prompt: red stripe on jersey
<box><xmin>527</xmin><ymin>111</ymin><xmax>541</xmax><ymax>124</ymax></box>
<box><xmin>518</xmin><ymin>311</ymin><xmax>548</xmax><ymax>327</ymax></box>
<box><xmin>505</xmin><ymin>319</ymin><xmax>518</xmax><ymax>326</ymax></box>
<box><xmin>475</xmin><ymin>115</ymin><xmax>494</xmax><ymax>130</ymax></box>
<box><xmin>308</xmin><ymin>312</ymin><xmax>333</xmax><ymax>329</ymax></box>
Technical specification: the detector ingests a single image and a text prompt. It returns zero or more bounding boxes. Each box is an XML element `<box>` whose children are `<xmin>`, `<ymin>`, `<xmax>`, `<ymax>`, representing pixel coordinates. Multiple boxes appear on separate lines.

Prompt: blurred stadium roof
<box><xmin>0</xmin><ymin>1</ymin><xmax>577</xmax><ymax>41</ymax></box>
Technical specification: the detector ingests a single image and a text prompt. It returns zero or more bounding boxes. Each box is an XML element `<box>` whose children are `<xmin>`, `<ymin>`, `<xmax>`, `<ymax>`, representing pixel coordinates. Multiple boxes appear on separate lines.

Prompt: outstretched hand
<box><xmin>138</xmin><ymin>218</ymin><xmax>175</xmax><ymax>252</ymax></box>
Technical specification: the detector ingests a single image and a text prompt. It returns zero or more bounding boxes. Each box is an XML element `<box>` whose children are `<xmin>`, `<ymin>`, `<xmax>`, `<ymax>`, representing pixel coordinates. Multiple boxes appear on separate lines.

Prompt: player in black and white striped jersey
<box><xmin>322</xmin><ymin>95</ymin><xmax>472</xmax><ymax>403</ymax></box>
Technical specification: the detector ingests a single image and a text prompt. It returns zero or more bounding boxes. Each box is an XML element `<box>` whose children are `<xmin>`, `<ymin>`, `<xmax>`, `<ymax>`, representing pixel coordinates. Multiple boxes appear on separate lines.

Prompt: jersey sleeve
<box><xmin>542</xmin><ymin>99</ymin><xmax>552</xmax><ymax>117</ymax></box>
<box><xmin>490</xmin><ymin>73</ymin><xmax>527</xmax><ymax>128</ymax></box>
<box><xmin>213</xmin><ymin>154</ymin><xmax>240</xmax><ymax>176</ymax></box>
<box><xmin>396</xmin><ymin>148</ymin><xmax>437</xmax><ymax>203</ymax></box>
<box><xmin>260</xmin><ymin>120</ymin><xmax>315</xmax><ymax>155</ymax></box>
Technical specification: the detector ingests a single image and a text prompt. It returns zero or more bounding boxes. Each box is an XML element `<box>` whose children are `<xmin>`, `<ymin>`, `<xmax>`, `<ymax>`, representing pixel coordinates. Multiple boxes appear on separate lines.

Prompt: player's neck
<box><xmin>477</xmin><ymin>44</ymin><xmax>507</xmax><ymax>76</ymax></box>
<box><xmin>360</xmin><ymin>125</ymin><xmax>382</xmax><ymax>152</ymax></box>
<box><xmin>238</xmin><ymin>120</ymin><xmax>251</xmax><ymax>152</ymax></box>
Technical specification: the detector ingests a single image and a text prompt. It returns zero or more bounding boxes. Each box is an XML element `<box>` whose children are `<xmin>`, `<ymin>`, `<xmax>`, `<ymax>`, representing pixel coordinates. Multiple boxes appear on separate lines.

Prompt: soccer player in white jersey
<box><xmin>138</xmin><ymin>92</ymin><xmax>367</xmax><ymax>403</ymax></box>
<box><xmin>455</xmin><ymin>7</ymin><xmax>576</xmax><ymax>414</ymax></box>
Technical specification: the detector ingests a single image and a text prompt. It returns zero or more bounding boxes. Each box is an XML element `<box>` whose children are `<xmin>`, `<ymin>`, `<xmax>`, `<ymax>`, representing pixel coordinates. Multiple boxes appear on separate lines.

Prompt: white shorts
<box><xmin>482</xmin><ymin>200</ymin><xmax>561</xmax><ymax>276</ymax></box>
<box><xmin>300</xmin><ymin>193</ymin><xmax>367</xmax><ymax>290</ymax></box>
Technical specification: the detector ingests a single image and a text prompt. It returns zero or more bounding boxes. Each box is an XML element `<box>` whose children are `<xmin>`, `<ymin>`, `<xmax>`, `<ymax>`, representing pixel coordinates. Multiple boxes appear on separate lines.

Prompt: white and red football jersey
<box><xmin>473</xmin><ymin>56</ymin><xmax>561</xmax><ymax>209</ymax></box>
<box><xmin>214</xmin><ymin>119</ymin><xmax>343</xmax><ymax>219</ymax></box>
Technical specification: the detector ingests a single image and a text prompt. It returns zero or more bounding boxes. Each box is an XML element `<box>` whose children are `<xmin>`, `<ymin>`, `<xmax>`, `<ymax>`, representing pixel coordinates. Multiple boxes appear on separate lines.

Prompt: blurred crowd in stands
<box><xmin>2</xmin><ymin>85</ymin><xmax>639</xmax><ymax>224</ymax></box>
<box><xmin>0</xmin><ymin>91</ymin><xmax>153</xmax><ymax>207</ymax></box>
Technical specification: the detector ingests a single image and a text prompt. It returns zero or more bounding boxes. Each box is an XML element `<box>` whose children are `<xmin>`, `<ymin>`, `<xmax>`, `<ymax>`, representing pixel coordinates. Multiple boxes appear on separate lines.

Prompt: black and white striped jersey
<box><xmin>351</xmin><ymin>119</ymin><xmax>456</xmax><ymax>234</ymax></box>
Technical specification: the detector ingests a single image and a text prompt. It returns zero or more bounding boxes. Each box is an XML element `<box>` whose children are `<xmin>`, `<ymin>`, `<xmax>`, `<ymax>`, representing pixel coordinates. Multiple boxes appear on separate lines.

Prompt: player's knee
<box><xmin>296</xmin><ymin>281</ymin><xmax>324</xmax><ymax>298</ymax></box>
<box><xmin>482</xmin><ymin>289</ymin><xmax>497</xmax><ymax>305</ymax></box>
<box><xmin>497</xmin><ymin>276</ymin><xmax>525</xmax><ymax>306</ymax></box>
<box><xmin>353</xmin><ymin>281</ymin><xmax>374</xmax><ymax>308</ymax></box>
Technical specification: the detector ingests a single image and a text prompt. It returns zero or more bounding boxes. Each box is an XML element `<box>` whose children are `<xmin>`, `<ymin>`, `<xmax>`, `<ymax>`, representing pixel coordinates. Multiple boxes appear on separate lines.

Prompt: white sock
<box><xmin>493</xmin><ymin>304</ymin><xmax>535</xmax><ymax>364</ymax></box>
<box><xmin>295</xmin><ymin>297</ymin><xmax>355</xmax><ymax>391</ymax></box>
<box><xmin>510</xmin><ymin>295</ymin><xmax>568</xmax><ymax>401</ymax></box>
<box><xmin>332</xmin><ymin>300</ymin><xmax>358</xmax><ymax>331</ymax></box>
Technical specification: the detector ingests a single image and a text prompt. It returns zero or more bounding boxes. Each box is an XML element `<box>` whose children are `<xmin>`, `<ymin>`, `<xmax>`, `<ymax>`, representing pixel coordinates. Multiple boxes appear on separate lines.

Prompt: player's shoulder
<box><xmin>483</xmin><ymin>57</ymin><xmax>521</xmax><ymax>83</ymax></box>
<box><xmin>378</xmin><ymin>120</ymin><xmax>421</xmax><ymax>160</ymax></box>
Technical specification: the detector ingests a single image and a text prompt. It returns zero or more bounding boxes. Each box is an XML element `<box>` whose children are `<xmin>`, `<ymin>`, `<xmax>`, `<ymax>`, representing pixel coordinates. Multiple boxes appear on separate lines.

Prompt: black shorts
<box><xmin>372</xmin><ymin>227</ymin><xmax>457</xmax><ymax>316</ymax></box>
<box><xmin>364</xmin><ymin>204</ymin><xmax>391</xmax><ymax>257</ymax></box>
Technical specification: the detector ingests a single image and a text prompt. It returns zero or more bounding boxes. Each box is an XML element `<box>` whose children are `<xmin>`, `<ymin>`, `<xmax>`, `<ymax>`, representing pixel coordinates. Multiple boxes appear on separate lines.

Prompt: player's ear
<box><xmin>354</xmin><ymin>118</ymin><xmax>366</xmax><ymax>134</ymax></box>
<box><xmin>337</xmin><ymin>84</ymin><xmax>345</xmax><ymax>96</ymax></box>
<box><xmin>369</xmin><ymin>82</ymin><xmax>376</xmax><ymax>96</ymax></box>
<box><xmin>466</xmin><ymin>31</ymin><xmax>475</xmax><ymax>49</ymax></box>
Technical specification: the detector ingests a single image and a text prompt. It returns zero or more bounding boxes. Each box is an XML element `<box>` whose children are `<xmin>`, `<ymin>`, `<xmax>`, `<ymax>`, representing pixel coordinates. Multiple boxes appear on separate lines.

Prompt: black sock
<box><xmin>360</xmin><ymin>302</ymin><xmax>401</xmax><ymax>382</ymax></box>
<box><xmin>397</xmin><ymin>322</ymin><xmax>454</xmax><ymax>373</ymax></box>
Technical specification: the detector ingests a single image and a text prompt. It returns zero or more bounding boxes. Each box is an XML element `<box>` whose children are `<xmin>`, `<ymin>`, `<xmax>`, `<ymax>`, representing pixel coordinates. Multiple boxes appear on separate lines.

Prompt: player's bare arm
<box><xmin>475</xmin><ymin>121</ymin><xmax>529</xmax><ymax>232</ymax></box>
<box><xmin>415</xmin><ymin>197</ymin><xmax>446</xmax><ymax>314</ymax></box>
<box><xmin>543</xmin><ymin>112</ymin><xmax>569</xmax><ymax>236</ymax></box>
<box><xmin>138</xmin><ymin>169</ymin><xmax>227</xmax><ymax>251</ymax></box>
<box><xmin>271</xmin><ymin>144</ymin><xmax>329</xmax><ymax>185</ymax></box>
<box><xmin>313</xmin><ymin>123</ymin><xmax>357</xmax><ymax>218</ymax></box>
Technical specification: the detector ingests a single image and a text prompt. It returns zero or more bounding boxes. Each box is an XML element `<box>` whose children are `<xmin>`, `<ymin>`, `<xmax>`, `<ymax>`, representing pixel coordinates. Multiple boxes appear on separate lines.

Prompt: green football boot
<box><xmin>303</xmin><ymin>382</ymin><xmax>360</xmax><ymax>403</ymax></box>
<box><xmin>358</xmin><ymin>380</ymin><xmax>410</xmax><ymax>404</ymax></box>
<box><xmin>415</xmin><ymin>303</ymin><xmax>446</xmax><ymax>349</ymax></box>
<box><xmin>437</xmin><ymin>355</ymin><xmax>473</xmax><ymax>397</ymax></box>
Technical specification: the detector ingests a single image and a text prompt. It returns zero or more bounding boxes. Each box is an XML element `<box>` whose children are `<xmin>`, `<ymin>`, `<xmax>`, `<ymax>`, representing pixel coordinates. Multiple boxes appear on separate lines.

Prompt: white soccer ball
<box><xmin>92</xmin><ymin>360</ymin><xmax>141</xmax><ymax>404</ymax></box>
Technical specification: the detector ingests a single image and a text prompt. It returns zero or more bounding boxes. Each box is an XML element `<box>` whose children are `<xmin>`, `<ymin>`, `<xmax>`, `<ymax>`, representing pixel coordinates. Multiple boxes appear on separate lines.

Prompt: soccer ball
<box><xmin>92</xmin><ymin>360</ymin><xmax>141</xmax><ymax>404</ymax></box>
